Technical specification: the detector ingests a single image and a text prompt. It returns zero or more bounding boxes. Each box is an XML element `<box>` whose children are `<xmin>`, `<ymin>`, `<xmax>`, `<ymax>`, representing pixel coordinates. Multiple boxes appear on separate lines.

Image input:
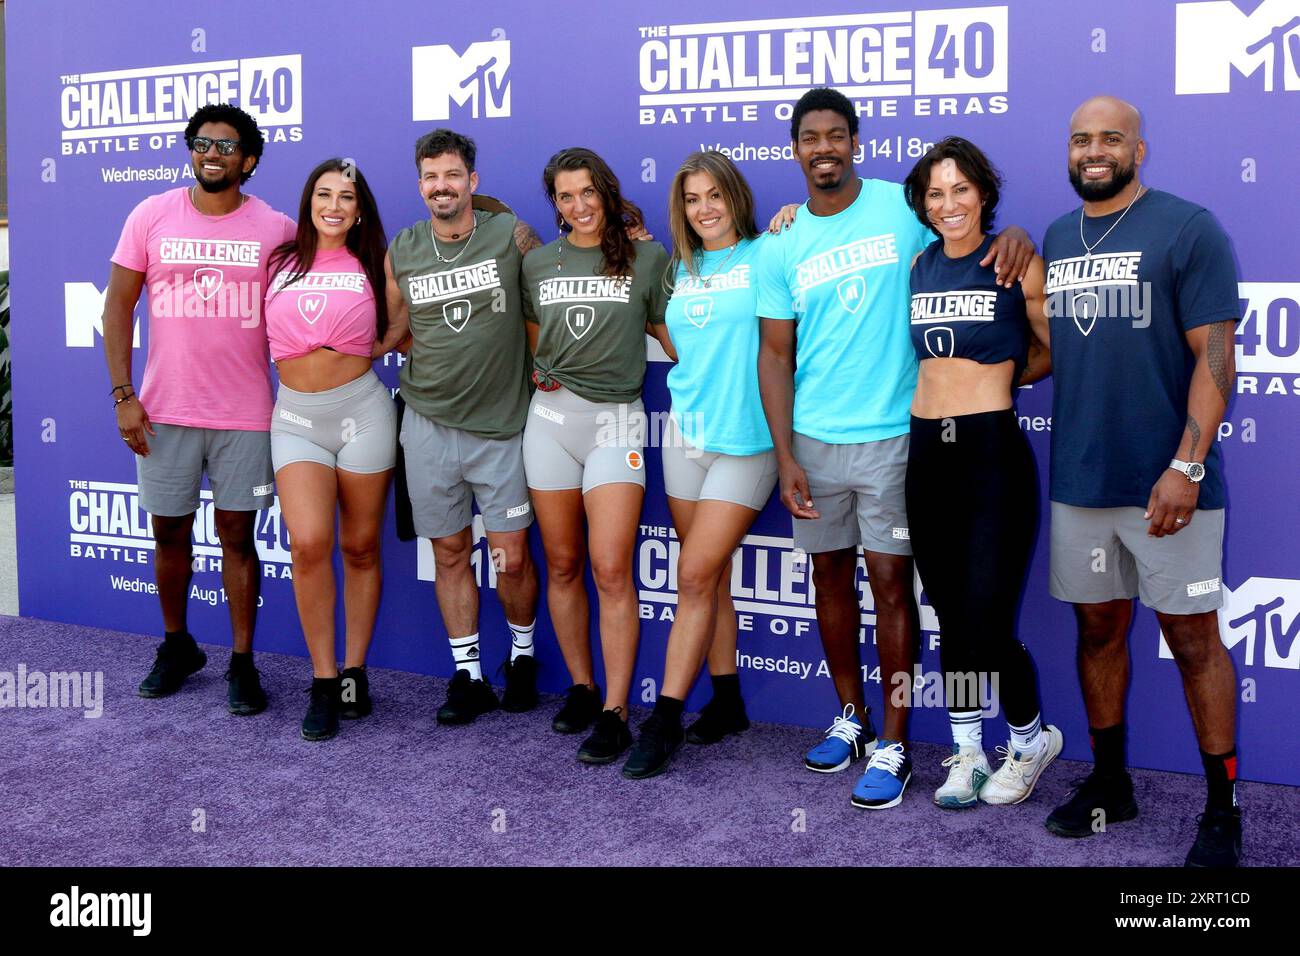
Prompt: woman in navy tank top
<box><xmin>901</xmin><ymin>137</ymin><xmax>1060</xmax><ymax>810</ymax></box>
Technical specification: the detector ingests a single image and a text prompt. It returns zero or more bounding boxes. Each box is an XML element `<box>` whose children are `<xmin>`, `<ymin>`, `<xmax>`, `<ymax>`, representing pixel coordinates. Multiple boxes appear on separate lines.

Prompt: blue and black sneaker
<box><xmin>804</xmin><ymin>703</ymin><xmax>876</xmax><ymax>773</ymax></box>
<box><xmin>851</xmin><ymin>741</ymin><xmax>913</xmax><ymax>809</ymax></box>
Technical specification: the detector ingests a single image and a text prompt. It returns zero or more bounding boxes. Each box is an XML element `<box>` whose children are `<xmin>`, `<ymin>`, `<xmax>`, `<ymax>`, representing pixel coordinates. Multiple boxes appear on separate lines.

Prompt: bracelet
<box><xmin>111</xmin><ymin>384</ymin><xmax>133</xmax><ymax>397</ymax></box>
<box><xmin>113</xmin><ymin>393</ymin><xmax>136</xmax><ymax>407</ymax></box>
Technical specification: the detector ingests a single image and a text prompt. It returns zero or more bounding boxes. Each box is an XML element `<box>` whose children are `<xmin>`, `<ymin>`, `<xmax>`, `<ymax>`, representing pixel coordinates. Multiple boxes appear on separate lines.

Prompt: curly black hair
<box><xmin>184</xmin><ymin>103</ymin><xmax>265</xmax><ymax>183</ymax></box>
<box><xmin>790</xmin><ymin>87</ymin><xmax>859</xmax><ymax>141</ymax></box>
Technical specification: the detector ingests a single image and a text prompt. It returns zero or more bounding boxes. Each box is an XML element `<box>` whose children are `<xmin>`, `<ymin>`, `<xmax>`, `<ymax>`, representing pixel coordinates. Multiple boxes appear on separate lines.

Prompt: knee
<box><xmin>590</xmin><ymin>557</ymin><xmax>632</xmax><ymax>596</ymax></box>
<box><xmin>1162</xmin><ymin>619</ymin><xmax>1224</xmax><ymax>671</ymax></box>
<box><xmin>339</xmin><ymin>534</ymin><xmax>380</xmax><ymax>570</ymax></box>
<box><xmin>545</xmin><ymin>549</ymin><xmax>585</xmax><ymax>587</ymax></box>
<box><xmin>490</xmin><ymin>543</ymin><xmax>532</xmax><ymax>581</ymax></box>
<box><xmin>432</xmin><ymin>538</ymin><xmax>471</xmax><ymax>577</ymax></box>
<box><xmin>676</xmin><ymin>554</ymin><xmax>721</xmax><ymax>599</ymax></box>
<box><xmin>1076</xmin><ymin>606</ymin><xmax>1129</xmax><ymax>652</ymax></box>
<box><xmin>152</xmin><ymin>516</ymin><xmax>193</xmax><ymax>547</ymax></box>
<box><xmin>214</xmin><ymin>514</ymin><xmax>256</xmax><ymax>554</ymax></box>
<box><xmin>290</xmin><ymin>531</ymin><xmax>334</xmax><ymax>568</ymax></box>
<box><xmin>810</xmin><ymin>551</ymin><xmax>855</xmax><ymax>593</ymax></box>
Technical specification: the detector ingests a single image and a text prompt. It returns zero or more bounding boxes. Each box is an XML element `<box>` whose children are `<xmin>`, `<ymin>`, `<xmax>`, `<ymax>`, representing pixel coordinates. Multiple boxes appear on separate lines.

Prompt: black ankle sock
<box><xmin>1200</xmin><ymin>748</ymin><xmax>1238</xmax><ymax>812</ymax></box>
<box><xmin>710</xmin><ymin>673</ymin><xmax>741</xmax><ymax>702</ymax></box>
<box><xmin>229</xmin><ymin>651</ymin><xmax>254</xmax><ymax>671</ymax></box>
<box><xmin>654</xmin><ymin>695</ymin><xmax>684</xmax><ymax>724</ymax></box>
<box><xmin>163</xmin><ymin>629</ymin><xmax>192</xmax><ymax>645</ymax></box>
<box><xmin>1089</xmin><ymin>723</ymin><xmax>1127</xmax><ymax>776</ymax></box>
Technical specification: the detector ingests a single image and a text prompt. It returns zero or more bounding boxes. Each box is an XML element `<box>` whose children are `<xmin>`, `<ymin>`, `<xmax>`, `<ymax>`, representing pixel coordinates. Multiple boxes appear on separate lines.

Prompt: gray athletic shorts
<box><xmin>135</xmin><ymin>423</ymin><xmax>274</xmax><ymax>516</ymax></box>
<box><xmin>1049</xmin><ymin>502</ymin><xmax>1226</xmax><ymax>615</ymax></box>
<box><xmin>790</xmin><ymin>431</ymin><xmax>911</xmax><ymax>556</ymax></box>
<box><xmin>523</xmin><ymin>385</ymin><xmax>647</xmax><ymax>493</ymax></box>
<box><xmin>271</xmin><ymin>370</ymin><xmax>397</xmax><ymax>475</ymax></box>
<box><xmin>662</xmin><ymin>412</ymin><xmax>777</xmax><ymax>511</ymax></box>
<box><xmin>400</xmin><ymin>406</ymin><xmax>532</xmax><ymax>540</ymax></box>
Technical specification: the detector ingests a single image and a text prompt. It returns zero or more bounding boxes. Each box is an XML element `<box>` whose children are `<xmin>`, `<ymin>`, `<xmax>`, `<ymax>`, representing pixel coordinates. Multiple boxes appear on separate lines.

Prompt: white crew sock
<box><xmin>508</xmin><ymin>619</ymin><xmax>536</xmax><ymax>661</ymax></box>
<box><xmin>449</xmin><ymin>633</ymin><xmax>482</xmax><ymax>681</ymax></box>
<box><xmin>949</xmin><ymin>710</ymin><xmax>983</xmax><ymax>750</ymax></box>
<box><xmin>1009</xmin><ymin>713</ymin><xmax>1043</xmax><ymax>754</ymax></box>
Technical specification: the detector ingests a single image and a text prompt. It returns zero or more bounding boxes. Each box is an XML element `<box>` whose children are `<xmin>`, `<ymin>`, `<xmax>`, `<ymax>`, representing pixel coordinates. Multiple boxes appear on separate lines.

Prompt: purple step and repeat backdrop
<box><xmin>7</xmin><ymin>0</ymin><xmax>1299</xmax><ymax>783</ymax></box>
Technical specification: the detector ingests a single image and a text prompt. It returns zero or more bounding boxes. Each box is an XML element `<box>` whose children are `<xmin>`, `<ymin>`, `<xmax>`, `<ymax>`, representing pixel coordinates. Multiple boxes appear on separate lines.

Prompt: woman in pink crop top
<box><xmin>265</xmin><ymin>158</ymin><xmax>410</xmax><ymax>742</ymax></box>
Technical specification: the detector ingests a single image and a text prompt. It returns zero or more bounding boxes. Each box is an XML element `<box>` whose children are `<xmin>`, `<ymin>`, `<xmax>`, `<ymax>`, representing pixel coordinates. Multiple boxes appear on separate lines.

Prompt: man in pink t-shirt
<box><xmin>102</xmin><ymin>102</ymin><xmax>295</xmax><ymax>715</ymax></box>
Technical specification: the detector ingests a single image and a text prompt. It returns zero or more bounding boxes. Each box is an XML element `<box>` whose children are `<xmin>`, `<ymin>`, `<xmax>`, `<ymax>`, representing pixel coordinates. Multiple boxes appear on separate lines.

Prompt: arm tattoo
<box><xmin>513</xmin><ymin>220</ymin><xmax>543</xmax><ymax>256</ymax></box>
<box><xmin>1208</xmin><ymin>321</ymin><xmax>1232</xmax><ymax>404</ymax></box>
<box><xmin>1186</xmin><ymin>414</ymin><xmax>1201</xmax><ymax>460</ymax></box>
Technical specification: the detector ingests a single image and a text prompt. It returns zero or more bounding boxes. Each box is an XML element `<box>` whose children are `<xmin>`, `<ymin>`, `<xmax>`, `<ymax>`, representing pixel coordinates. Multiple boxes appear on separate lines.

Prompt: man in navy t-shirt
<box><xmin>1041</xmin><ymin>96</ymin><xmax>1241</xmax><ymax>867</ymax></box>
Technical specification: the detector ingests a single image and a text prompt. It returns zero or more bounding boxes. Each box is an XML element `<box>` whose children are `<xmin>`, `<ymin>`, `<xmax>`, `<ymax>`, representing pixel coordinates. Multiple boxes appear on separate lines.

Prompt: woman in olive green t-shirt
<box><xmin>521</xmin><ymin>147</ymin><xmax>676</xmax><ymax>766</ymax></box>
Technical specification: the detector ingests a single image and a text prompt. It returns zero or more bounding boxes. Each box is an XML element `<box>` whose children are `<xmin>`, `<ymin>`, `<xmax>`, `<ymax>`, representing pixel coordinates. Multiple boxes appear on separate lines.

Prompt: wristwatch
<box><xmin>1169</xmin><ymin>458</ymin><xmax>1206</xmax><ymax>482</ymax></box>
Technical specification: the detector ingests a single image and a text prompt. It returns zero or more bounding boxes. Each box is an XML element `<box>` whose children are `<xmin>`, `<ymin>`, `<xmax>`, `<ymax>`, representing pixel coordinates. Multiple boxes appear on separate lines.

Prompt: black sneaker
<box><xmin>138</xmin><ymin>636</ymin><xmax>207</xmax><ymax>698</ymax></box>
<box><xmin>225</xmin><ymin>658</ymin><xmax>268</xmax><ymax>716</ymax></box>
<box><xmin>622</xmin><ymin>711</ymin><xmax>685</xmax><ymax>779</ymax></box>
<box><xmin>339</xmin><ymin>666</ymin><xmax>372</xmax><ymax>720</ymax></box>
<box><xmin>501</xmin><ymin>656</ymin><xmax>539</xmax><ymax>713</ymax></box>
<box><xmin>1045</xmin><ymin>770</ymin><xmax>1139</xmax><ymax>837</ymax></box>
<box><xmin>577</xmin><ymin>707</ymin><xmax>633</xmax><ymax>765</ymax></box>
<box><xmin>436</xmin><ymin>669</ymin><xmax>499</xmax><ymax>725</ymax></box>
<box><xmin>301</xmin><ymin>677</ymin><xmax>340</xmax><ymax>741</ymax></box>
<box><xmin>1185</xmin><ymin>807</ymin><xmax>1242</xmax><ymax>868</ymax></box>
<box><xmin>685</xmin><ymin>695</ymin><xmax>751</xmax><ymax>745</ymax></box>
<box><xmin>552</xmin><ymin>683</ymin><xmax>602</xmax><ymax>734</ymax></box>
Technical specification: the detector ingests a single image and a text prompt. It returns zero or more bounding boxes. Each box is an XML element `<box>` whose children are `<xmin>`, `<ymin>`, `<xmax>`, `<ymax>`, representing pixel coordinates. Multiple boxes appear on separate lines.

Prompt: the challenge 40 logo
<box><xmin>636</xmin><ymin>5</ymin><xmax>1008</xmax><ymax>125</ymax></box>
<box><xmin>1159</xmin><ymin>577</ymin><xmax>1300</xmax><ymax>669</ymax></box>
<box><xmin>1235</xmin><ymin>282</ymin><xmax>1300</xmax><ymax>397</ymax></box>
<box><xmin>59</xmin><ymin>54</ymin><xmax>303</xmax><ymax>155</ymax></box>
<box><xmin>1176</xmin><ymin>0</ymin><xmax>1300</xmax><ymax>94</ymax></box>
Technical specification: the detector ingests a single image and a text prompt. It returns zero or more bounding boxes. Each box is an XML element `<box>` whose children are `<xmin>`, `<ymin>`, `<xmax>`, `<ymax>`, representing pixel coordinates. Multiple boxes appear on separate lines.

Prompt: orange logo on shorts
<box><xmin>626</xmin><ymin>451</ymin><xmax>643</xmax><ymax>471</ymax></box>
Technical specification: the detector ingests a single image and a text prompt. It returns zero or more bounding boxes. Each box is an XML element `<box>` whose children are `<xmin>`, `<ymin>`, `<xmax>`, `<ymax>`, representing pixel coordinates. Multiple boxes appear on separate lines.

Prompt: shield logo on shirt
<box><xmin>443</xmin><ymin>299</ymin><xmax>472</xmax><ymax>333</ymax></box>
<box><xmin>566</xmin><ymin>305</ymin><xmax>596</xmax><ymax>340</ymax></box>
<box><xmin>924</xmin><ymin>326</ymin><xmax>955</xmax><ymax>358</ymax></box>
<box><xmin>836</xmin><ymin>276</ymin><xmax>866</xmax><ymax>314</ymax></box>
<box><xmin>297</xmin><ymin>292</ymin><xmax>327</xmax><ymax>325</ymax></box>
<box><xmin>1071</xmin><ymin>291</ymin><xmax>1100</xmax><ymax>337</ymax></box>
<box><xmin>684</xmin><ymin>296</ymin><xmax>713</xmax><ymax>329</ymax></box>
<box><xmin>193</xmin><ymin>267</ymin><xmax>224</xmax><ymax>301</ymax></box>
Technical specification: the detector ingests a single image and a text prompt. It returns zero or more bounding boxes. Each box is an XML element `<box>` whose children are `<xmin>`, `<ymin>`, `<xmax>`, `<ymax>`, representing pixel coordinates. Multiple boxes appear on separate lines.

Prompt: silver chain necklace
<box><xmin>431</xmin><ymin>218</ymin><xmax>478</xmax><ymax>263</ymax></box>
<box><xmin>697</xmin><ymin>239</ymin><xmax>740</xmax><ymax>286</ymax></box>
<box><xmin>1079</xmin><ymin>185</ymin><xmax>1144</xmax><ymax>261</ymax></box>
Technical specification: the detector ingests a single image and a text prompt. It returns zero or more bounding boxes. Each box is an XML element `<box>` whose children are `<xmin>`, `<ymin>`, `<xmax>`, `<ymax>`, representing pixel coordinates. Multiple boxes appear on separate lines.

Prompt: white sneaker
<box><xmin>979</xmin><ymin>725</ymin><xmax>1063</xmax><ymax>805</ymax></box>
<box><xmin>934</xmin><ymin>745</ymin><xmax>993</xmax><ymax>809</ymax></box>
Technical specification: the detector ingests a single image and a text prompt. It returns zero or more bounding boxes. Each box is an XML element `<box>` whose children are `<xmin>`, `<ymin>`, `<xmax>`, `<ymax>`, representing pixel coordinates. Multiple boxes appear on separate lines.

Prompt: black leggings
<box><xmin>905</xmin><ymin>409</ymin><xmax>1041</xmax><ymax>726</ymax></box>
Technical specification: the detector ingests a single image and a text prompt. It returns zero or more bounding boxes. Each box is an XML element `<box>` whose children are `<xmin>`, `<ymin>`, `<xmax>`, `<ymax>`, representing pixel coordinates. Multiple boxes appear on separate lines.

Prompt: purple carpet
<box><xmin>1</xmin><ymin>616</ymin><xmax>1295</xmax><ymax>867</ymax></box>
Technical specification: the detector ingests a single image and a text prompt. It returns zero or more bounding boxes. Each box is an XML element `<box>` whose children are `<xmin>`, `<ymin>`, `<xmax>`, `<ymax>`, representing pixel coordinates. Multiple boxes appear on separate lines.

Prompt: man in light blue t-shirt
<box><xmin>757</xmin><ymin>87</ymin><xmax>1033</xmax><ymax>810</ymax></box>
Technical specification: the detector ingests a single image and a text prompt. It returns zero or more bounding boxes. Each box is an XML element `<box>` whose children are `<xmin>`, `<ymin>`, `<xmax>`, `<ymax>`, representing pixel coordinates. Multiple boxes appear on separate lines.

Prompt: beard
<box><xmin>429</xmin><ymin>192</ymin><xmax>467</xmax><ymax>221</ymax></box>
<box><xmin>194</xmin><ymin>163</ymin><xmax>240</xmax><ymax>193</ymax></box>
<box><xmin>1069</xmin><ymin>159</ymin><xmax>1136</xmax><ymax>202</ymax></box>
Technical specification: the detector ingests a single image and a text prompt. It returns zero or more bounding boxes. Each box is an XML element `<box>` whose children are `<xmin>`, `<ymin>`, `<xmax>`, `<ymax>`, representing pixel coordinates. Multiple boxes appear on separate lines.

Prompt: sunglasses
<box><xmin>187</xmin><ymin>136</ymin><xmax>241</xmax><ymax>156</ymax></box>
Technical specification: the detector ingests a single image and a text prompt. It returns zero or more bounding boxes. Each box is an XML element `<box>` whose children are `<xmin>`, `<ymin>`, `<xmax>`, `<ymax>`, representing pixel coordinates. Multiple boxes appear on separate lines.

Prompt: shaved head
<box><xmin>1070</xmin><ymin>96</ymin><xmax>1143</xmax><ymax>139</ymax></box>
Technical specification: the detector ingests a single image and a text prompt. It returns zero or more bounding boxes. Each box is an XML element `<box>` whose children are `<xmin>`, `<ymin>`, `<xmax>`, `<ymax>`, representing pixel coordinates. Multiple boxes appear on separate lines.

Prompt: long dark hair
<box><xmin>542</xmin><ymin>147</ymin><xmax>643</xmax><ymax>279</ymax></box>
<box><xmin>269</xmin><ymin>158</ymin><xmax>389</xmax><ymax>339</ymax></box>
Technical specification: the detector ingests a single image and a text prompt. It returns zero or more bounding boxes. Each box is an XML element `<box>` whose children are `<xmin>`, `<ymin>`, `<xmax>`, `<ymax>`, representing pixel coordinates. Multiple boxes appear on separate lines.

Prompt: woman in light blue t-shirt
<box><xmin>621</xmin><ymin>151</ymin><xmax>784</xmax><ymax>779</ymax></box>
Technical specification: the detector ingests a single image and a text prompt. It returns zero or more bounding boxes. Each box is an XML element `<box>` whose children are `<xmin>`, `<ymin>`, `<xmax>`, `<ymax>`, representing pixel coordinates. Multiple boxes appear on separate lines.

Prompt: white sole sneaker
<box><xmin>980</xmin><ymin>725</ymin><xmax>1064</xmax><ymax>805</ymax></box>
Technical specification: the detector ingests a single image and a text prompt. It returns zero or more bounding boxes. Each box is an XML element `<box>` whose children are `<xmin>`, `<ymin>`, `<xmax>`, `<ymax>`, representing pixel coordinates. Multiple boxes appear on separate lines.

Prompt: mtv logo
<box><xmin>1176</xmin><ymin>0</ymin><xmax>1300</xmax><ymax>94</ymax></box>
<box><xmin>412</xmin><ymin>40</ymin><xmax>511</xmax><ymax>120</ymax></box>
<box><xmin>1159</xmin><ymin>576</ymin><xmax>1300</xmax><ymax>668</ymax></box>
<box><xmin>64</xmin><ymin>282</ymin><xmax>139</xmax><ymax>348</ymax></box>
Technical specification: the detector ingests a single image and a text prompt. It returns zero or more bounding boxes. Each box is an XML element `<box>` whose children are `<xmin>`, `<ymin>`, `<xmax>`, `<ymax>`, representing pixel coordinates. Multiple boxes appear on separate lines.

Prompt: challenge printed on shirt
<box><xmin>673</xmin><ymin>264</ymin><xmax>752</xmax><ymax>295</ymax></box>
<box><xmin>1044</xmin><ymin>252</ymin><xmax>1143</xmax><ymax>294</ymax></box>
<box><xmin>158</xmin><ymin>238</ymin><xmax>262</xmax><ymax>266</ymax></box>
<box><xmin>269</xmin><ymin>271</ymin><xmax>367</xmax><ymax>294</ymax></box>
<box><xmin>910</xmin><ymin>290</ymin><xmax>997</xmax><ymax>324</ymax></box>
<box><xmin>407</xmin><ymin>258</ymin><xmax>501</xmax><ymax>305</ymax></box>
<box><xmin>793</xmin><ymin>234</ymin><xmax>899</xmax><ymax>293</ymax></box>
<box><xmin>537</xmin><ymin>275</ymin><xmax>634</xmax><ymax>305</ymax></box>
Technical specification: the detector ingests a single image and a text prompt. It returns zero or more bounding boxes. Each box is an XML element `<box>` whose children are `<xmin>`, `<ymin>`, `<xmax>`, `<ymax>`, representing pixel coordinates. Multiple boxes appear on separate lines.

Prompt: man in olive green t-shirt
<box><xmin>385</xmin><ymin>128</ymin><xmax>544</xmax><ymax>724</ymax></box>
